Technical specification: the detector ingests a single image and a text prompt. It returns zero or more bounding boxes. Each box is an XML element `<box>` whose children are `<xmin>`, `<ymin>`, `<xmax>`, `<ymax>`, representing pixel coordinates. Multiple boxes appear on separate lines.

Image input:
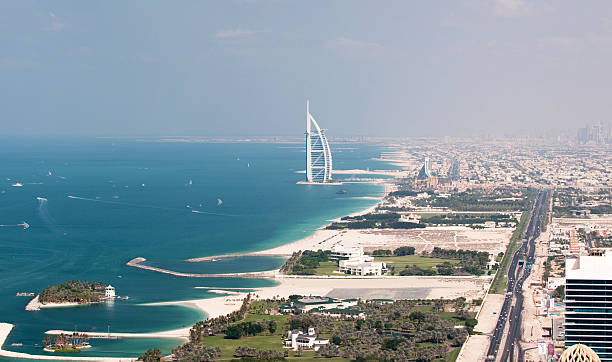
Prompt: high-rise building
<box><xmin>305</xmin><ymin>100</ymin><xmax>333</xmax><ymax>183</ymax></box>
<box><xmin>577</xmin><ymin>121</ymin><xmax>610</xmax><ymax>145</ymax></box>
<box><xmin>417</xmin><ymin>157</ymin><xmax>432</xmax><ymax>180</ymax></box>
<box><xmin>565</xmin><ymin>249</ymin><xmax>612</xmax><ymax>360</ymax></box>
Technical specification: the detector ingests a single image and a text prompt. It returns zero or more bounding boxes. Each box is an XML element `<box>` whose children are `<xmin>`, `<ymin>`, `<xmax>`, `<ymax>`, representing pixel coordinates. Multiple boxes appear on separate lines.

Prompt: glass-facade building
<box><xmin>565</xmin><ymin>250</ymin><xmax>612</xmax><ymax>360</ymax></box>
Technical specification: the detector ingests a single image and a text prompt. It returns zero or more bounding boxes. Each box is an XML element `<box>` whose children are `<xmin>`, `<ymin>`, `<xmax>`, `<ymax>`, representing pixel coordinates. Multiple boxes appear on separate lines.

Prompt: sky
<box><xmin>1</xmin><ymin>0</ymin><xmax>612</xmax><ymax>138</ymax></box>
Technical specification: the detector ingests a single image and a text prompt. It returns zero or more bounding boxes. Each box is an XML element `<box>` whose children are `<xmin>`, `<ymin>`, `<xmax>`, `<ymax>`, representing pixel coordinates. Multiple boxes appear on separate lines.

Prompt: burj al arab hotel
<box><xmin>305</xmin><ymin>100</ymin><xmax>335</xmax><ymax>184</ymax></box>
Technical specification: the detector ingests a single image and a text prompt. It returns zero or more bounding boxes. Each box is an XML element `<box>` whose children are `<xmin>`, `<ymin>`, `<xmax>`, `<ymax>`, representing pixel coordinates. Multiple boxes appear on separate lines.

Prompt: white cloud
<box><xmin>491</xmin><ymin>0</ymin><xmax>536</xmax><ymax>18</ymax></box>
<box><xmin>537</xmin><ymin>36</ymin><xmax>579</xmax><ymax>49</ymax></box>
<box><xmin>72</xmin><ymin>46</ymin><xmax>90</xmax><ymax>56</ymax></box>
<box><xmin>47</xmin><ymin>11</ymin><xmax>65</xmax><ymax>32</ymax></box>
<box><xmin>537</xmin><ymin>34</ymin><xmax>612</xmax><ymax>52</ymax></box>
<box><xmin>215</xmin><ymin>28</ymin><xmax>254</xmax><ymax>39</ymax></box>
<box><xmin>326</xmin><ymin>37</ymin><xmax>382</xmax><ymax>56</ymax></box>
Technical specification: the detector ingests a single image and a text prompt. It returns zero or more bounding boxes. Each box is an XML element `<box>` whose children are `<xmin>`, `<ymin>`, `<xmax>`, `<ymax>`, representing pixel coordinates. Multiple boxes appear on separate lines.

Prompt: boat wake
<box><xmin>0</xmin><ymin>221</ymin><xmax>29</xmax><ymax>230</ymax></box>
<box><xmin>37</xmin><ymin>197</ymin><xmax>58</xmax><ymax>230</ymax></box>
<box><xmin>67</xmin><ymin>195</ymin><xmax>236</xmax><ymax>217</ymax></box>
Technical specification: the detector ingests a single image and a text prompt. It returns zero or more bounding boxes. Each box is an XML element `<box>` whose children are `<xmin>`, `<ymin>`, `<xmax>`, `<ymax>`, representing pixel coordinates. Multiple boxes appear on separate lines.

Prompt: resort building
<box><xmin>279</xmin><ymin>296</ymin><xmax>359</xmax><ymax>314</ymax></box>
<box><xmin>331</xmin><ymin>246</ymin><xmax>387</xmax><ymax>276</ymax></box>
<box><xmin>330</xmin><ymin>245</ymin><xmax>364</xmax><ymax>261</ymax></box>
<box><xmin>284</xmin><ymin>327</ymin><xmax>329</xmax><ymax>351</ymax></box>
<box><xmin>564</xmin><ymin>249</ymin><xmax>612</xmax><ymax>360</ymax></box>
<box><xmin>104</xmin><ymin>285</ymin><xmax>115</xmax><ymax>298</ymax></box>
<box><xmin>338</xmin><ymin>256</ymin><xmax>386</xmax><ymax>276</ymax></box>
<box><xmin>305</xmin><ymin>100</ymin><xmax>333</xmax><ymax>183</ymax></box>
<box><xmin>315</xmin><ymin>307</ymin><xmax>366</xmax><ymax>319</ymax></box>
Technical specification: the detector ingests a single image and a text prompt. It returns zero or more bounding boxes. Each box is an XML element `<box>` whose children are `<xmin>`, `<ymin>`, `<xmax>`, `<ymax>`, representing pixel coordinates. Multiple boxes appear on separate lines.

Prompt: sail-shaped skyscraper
<box><xmin>305</xmin><ymin>100</ymin><xmax>333</xmax><ymax>183</ymax></box>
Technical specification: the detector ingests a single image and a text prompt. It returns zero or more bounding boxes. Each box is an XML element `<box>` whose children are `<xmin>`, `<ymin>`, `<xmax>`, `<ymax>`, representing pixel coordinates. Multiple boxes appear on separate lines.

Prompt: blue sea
<box><xmin>0</xmin><ymin>138</ymin><xmax>392</xmax><ymax>360</ymax></box>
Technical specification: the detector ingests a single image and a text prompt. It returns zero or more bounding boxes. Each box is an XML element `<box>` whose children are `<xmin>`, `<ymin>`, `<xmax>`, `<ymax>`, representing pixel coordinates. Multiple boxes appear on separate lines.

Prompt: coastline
<box><xmin>186</xmin><ymin>181</ymin><xmax>390</xmax><ymax>263</ymax></box>
<box><xmin>25</xmin><ymin>295</ymin><xmax>89</xmax><ymax>311</ymax></box>
<box><xmin>5</xmin><ymin>172</ymin><xmax>394</xmax><ymax>360</ymax></box>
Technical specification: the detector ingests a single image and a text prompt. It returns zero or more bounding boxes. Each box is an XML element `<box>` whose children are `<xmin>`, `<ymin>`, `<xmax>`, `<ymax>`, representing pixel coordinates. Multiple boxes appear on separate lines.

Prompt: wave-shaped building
<box><xmin>305</xmin><ymin>100</ymin><xmax>333</xmax><ymax>183</ymax></box>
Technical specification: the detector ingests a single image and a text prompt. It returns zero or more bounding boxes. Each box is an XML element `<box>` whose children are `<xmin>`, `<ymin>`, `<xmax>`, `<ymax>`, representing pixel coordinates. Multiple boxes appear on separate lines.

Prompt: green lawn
<box><xmin>446</xmin><ymin>347</ymin><xmax>461</xmax><ymax>362</ymax></box>
<box><xmin>201</xmin><ymin>334</ymin><xmax>319</xmax><ymax>359</ymax></box>
<box><xmin>313</xmin><ymin>261</ymin><xmax>342</xmax><ymax>276</ymax></box>
<box><xmin>374</xmin><ymin>255</ymin><xmax>458</xmax><ymax>268</ymax></box>
<box><xmin>418</xmin><ymin>213</ymin><xmax>443</xmax><ymax>220</ymax></box>
<box><xmin>490</xmin><ymin>211</ymin><xmax>528</xmax><ymax>294</ymax></box>
<box><xmin>289</xmin><ymin>358</ymin><xmax>349</xmax><ymax>361</ymax></box>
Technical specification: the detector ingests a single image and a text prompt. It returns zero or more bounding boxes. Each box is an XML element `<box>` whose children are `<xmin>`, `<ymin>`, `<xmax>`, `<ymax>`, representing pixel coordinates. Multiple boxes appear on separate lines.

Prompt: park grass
<box><xmin>446</xmin><ymin>347</ymin><xmax>461</xmax><ymax>362</ymax></box>
<box><xmin>418</xmin><ymin>213</ymin><xmax>443</xmax><ymax>220</ymax></box>
<box><xmin>242</xmin><ymin>313</ymin><xmax>289</xmax><ymax>332</ymax></box>
<box><xmin>374</xmin><ymin>255</ymin><xmax>458</xmax><ymax>268</ymax></box>
<box><xmin>200</xmin><ymin>334</ymin><xmax>318</xmax><ymax>359</ymax></box>
<box><xmin>303</xmin><ymin>255</ymin><xmax>458</xmax><ymax>276</ymax></box>
<box><xmin>292</xmin><ymin>358</ymin><xmax>349</xmax><ymax>361</ymax></box>
<box><xmin>490</xmin><ymin>210</ymin><xmax>529</xmax><ymax>294</ymax></box>
<box><xmin>313</xmin><ymin>261</ymin><xmax>343</xmax><ymax>276</ymax></box>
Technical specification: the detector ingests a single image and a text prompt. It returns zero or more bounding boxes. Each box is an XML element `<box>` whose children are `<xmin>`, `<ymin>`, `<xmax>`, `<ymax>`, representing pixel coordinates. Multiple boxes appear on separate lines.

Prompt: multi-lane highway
<box><xmin>486</xmin><ymin>190</ymin><xmax>548</xmax><ymax>361</ymax></box>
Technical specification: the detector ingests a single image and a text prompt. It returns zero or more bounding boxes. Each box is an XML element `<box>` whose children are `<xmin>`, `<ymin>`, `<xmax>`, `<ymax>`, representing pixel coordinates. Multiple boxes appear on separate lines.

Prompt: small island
<box><xmin>39</xmin><ymin>281</ymin><xmax>106</xmax><ymax>304</ymax></box>
<box><xmin>26</xmin><ymin>281</ymin><xmax>115</xmax><ymax>311</ymax></box>
<box><xmin>43</xmin><ymin>333</ymin><xmax>91</xmax><ymax>353</ymax></box>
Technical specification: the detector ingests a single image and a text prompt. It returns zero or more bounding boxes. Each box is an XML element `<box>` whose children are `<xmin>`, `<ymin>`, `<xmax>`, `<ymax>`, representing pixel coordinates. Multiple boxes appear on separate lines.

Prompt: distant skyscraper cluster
<box><xmin>577</xmin><ymin>121</ymin><xmax>610</xmax><ymax>145</ymax></box>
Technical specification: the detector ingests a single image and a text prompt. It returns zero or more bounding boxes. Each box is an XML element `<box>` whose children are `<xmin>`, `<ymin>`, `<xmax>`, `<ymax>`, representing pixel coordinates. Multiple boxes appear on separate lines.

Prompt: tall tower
<box><xmin>565</xmin><ymin>249</ymin><xmax>612</xmax><ymax>360</ymax></box>
<box><xmin>305</xmin><ymin>100</ymin><xmax>333</xmax><ymax>183</ymax></box>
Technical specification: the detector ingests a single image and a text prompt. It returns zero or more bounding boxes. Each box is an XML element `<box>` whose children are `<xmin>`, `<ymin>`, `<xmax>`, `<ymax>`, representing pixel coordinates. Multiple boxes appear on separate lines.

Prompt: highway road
<box><xmin>486</xmin><ymin>190</ymin><xmax>548</xmax><ymax>361</ymax></box>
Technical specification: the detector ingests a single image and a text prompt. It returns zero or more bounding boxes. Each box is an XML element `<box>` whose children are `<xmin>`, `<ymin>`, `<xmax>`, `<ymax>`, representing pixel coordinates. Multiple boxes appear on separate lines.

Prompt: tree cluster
<box><xmin>225</xmin><ymin>320</ymin><xmax>277</xmax><ymax>339</ymax></box>
<box><xmin>39</xmin><ymin>281</ymin><xmax>106</xmax><ymax>304</ymax></box>
<box><xmin>189</xmin><ymin>294</ymin><xmax>252</xmax><ymax>342</ymax></box>
<box><xmin>233</xmin><ymin>346</ymin><xmax>287</xmax><ymax>359</ymax></box>
<box><xmin>171</xmin><ymin>343</ymin><xmax>220</xmax><ymax>362</ymax></box>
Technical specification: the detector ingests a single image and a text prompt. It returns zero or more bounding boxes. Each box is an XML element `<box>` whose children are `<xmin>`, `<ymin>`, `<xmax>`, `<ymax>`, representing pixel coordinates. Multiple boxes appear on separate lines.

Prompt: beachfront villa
<box><xmin>330</xmin><ymin>245</ymin><xmax>364</xmax><ymax>261</ymax></box>
<box><xmin>104</xmin><ymin>285</ymin><xmax>115</xmax><ymax>298</ymax></box>
<box><xmin>339</xmin><ymin>256</ymin><xmax>386</xmax><ymax>276</ymax></box>
<box><xmin>279</xmin><ymin>296</ymin><xmax>359</xmax><ymax>314</ymax></box>
<box><xmin>332</xmin><ymin>246</ymin><xmax>387</xmax><ymax>276</ymax></box>
<box><xmin>284</xmin><ymin>327</ymin><xmax>329</xmax><ymax>351</ymax></box>
<box><xmin>315</xmin><ymin>307</ymin><xmax>366</xmax><ymax>319</ymax></box>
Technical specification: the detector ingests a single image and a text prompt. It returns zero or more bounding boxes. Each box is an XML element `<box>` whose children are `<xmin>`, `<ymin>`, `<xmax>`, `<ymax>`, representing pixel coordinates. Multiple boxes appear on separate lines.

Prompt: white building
<box><xmin>339</xmin><ymin>258</ymin><xmax>386</xmax><ymax>276</ymax></box>
<box><xmin>305</xmin><ymin>100</ymin><xmax>333</xmax><ymax>183</ymax></box>
<box><xmin>330</xmin><ymin>245</ymin><xmax>364</xmax><ymax>261</ymax></box>
<box><xmin>565</xmin><ymin>248</ymin><xmax>612</xmax><ymax>359</ymax></box>
<box><xmin>284</xmin><ymin>327</ymin><xmax>329</xmax><ymax>351</ymax></box>
<box><xmin>104</xmin><ymin>285</ymin><xmax>116</xmax><ymax>298</ymax></box>
<box><xmin>332</xmin><ymin>246</ymin><xmax>387</xmax><ymax>276</ymax></box>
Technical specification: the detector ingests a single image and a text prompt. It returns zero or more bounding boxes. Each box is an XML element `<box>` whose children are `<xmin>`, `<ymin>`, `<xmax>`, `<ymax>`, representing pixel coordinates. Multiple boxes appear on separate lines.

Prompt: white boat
<box><xmin>11</xmin><ymin>183</ymin><xmax>23</xmax><ymax>187</ymax></box>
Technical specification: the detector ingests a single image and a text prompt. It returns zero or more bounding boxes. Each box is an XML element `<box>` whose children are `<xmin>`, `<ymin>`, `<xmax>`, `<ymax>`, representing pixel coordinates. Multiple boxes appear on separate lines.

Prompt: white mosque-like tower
<box><xmin>305</xmin><ymin>100</ymin><xmax>333</xmax><ymax>183</ymax></box>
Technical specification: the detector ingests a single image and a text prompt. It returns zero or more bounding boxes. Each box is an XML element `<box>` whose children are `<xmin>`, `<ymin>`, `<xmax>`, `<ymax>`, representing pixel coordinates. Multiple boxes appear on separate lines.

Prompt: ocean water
<box><xmin>0</xmin><ymin>138</ymin><xmax>390</xmax><ymax>360</ymax></box>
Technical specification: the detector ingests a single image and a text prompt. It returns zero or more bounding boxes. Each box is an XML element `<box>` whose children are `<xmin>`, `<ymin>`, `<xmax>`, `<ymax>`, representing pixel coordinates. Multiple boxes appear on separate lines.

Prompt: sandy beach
<box><xmin>136</xmin><ymin>274</ymin><xmax>490</xmax><ymax>325</ymax></box>
<box><xmin>9</xmin><ymin>175</ymin><xmax>508</xmax><ymax>360</ymax></box>
<box><xmin>25</xmin><ymin>295</ymin><xmax>85</xmax><ymax>311</ymax></box>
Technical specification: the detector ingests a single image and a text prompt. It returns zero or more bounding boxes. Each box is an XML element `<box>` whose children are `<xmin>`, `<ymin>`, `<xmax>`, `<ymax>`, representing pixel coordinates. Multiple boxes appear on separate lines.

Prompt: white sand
<box><xmin>248</xmin><ymin>226</ymin><xmax>513</xmax><ymax>258</ymax></box>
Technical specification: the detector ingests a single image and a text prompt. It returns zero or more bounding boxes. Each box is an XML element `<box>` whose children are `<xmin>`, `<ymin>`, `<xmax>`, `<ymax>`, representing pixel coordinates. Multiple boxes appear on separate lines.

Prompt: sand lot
<box><xmin>252</xmin><ymin>227</ymin><xmax>513</xmax><ymax>258</ymax></box>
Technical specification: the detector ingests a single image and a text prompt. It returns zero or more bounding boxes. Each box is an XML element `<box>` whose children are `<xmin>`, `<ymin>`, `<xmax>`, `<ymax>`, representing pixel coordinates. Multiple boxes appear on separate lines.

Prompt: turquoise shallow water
<box><xmin>0</xmin><ymin>139</ymin><xmax>391</xmax><ymax>359</ymax></box>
